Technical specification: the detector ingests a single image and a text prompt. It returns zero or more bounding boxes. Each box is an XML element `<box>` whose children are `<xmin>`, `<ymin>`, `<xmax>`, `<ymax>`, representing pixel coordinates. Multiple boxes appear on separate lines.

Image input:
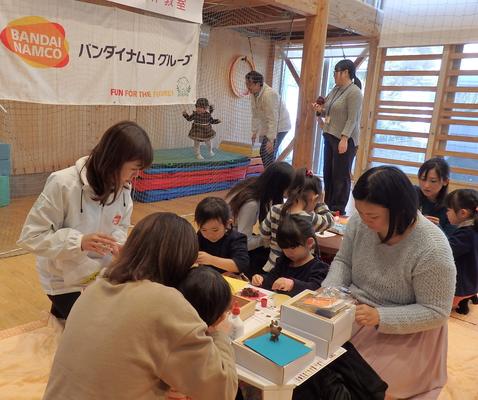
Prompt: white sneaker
<box><xmin>195</xmin><ymin>153</ymin><xmax>204</xmax><ymax>160</ymax></box>
<box><xmin>208</xmin><ymin>150</ymin><xmax>215</xmax><ymax>157</ymax></box>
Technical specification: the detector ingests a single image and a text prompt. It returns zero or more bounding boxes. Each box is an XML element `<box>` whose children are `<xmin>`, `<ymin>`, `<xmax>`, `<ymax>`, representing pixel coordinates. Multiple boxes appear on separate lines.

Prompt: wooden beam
<box><xmin>328</xmin><ymin>0</ymin><xmax>383</xmax><ymax>37</ymax></box>
<box><xmin>282</xmin><ymin>52</ymin><xmax>300</xmax><ymax>85</ymax></box>
<box><xmin>377</xmin><ymin>107</ymin><xmax>433</xmax><ymax>115</ymax></box>
<box><xmin>384</xmin><ymin>54</ymin><xmax>442</xmax><ymax>61</ymax></box>
<box><xmin>435</xmin><ymin>149</ymin><xmax>478</xmax><ymax>160</ymax></box>
<box><xmin>382</xmin><ymin>70</ymin><xmax>440</xmax><ymax>76</ymax></box>
<box><xmin>379</xmin><ymin>100</ymin><xmax>434</xmax><ymax>108</ymax></box>
<box><xmin>205</xmin><ymin>0</ymin><xmax>317</xmax><ymax>15</ymax></box>
<box><xmin>368</xmin><ymin>157</ymin><xmax>422</xmax><ymax>168</ymax></box>
<box><xmin>277</xmin><ymin>139</ymin><xmax>295</xmax><ymax>161</ymax></box>
<box><xmin>218</xmin><ymin>18</ymin><xmax>305</xmax><ymax>30</ymax></box>
<box><xmin>292</xmin><ymin>0</ymin><xmax>329</xmax><ymax>169</ymax></box>
<box><xmin>380</xmin><ymin>85</ymin><xmax>437</xmax><ymax>92</ymax></box>
<box><xmin>353</xmin><ymin>39</ymin><xmax>377</xmax><ymax>180</ymax></box>
<box><xmin>373</xmin><ymin>129</ymin><xmax>429</xmax><ymax>138</ymax></box>
<box><xmin>357</xmin><ymin>45</ymin><xmax>384</xmax><ymax>178</ymax></box>
<box><xmin>204</xmin><ymin>0</ymin><xmax>269</xmax><ymax>11</ymax></box>
<box><xmin>370</xmin><ymin>143</ymin><xmax>425</xmax><ymax>153</ymax></box>
<box><xmin>353</xmin><ymin>47</ymin><xmax>369</xmax><ymax>69</ymax></box>
<box><xmin>268</xmin><ymin>0</ymin><xmax>317</xmax><ymax>16</ymax></box>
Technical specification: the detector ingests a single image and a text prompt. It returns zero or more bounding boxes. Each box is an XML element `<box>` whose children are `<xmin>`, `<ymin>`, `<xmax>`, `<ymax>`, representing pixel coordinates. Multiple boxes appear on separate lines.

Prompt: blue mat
<box><xmin>133</xmin><ymin>180</ymin><xmax>239</xmax><ymax>203</ymax></box>
<box><xmin>244</xmin><ymin>333</ymin><xmax>312</xmax><ymax>366</ymax></box>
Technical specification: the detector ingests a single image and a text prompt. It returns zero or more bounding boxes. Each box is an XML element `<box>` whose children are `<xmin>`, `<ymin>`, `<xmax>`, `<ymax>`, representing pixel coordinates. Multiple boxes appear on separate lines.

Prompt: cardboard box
<box><xmin>280</xmin><ymin>290</ymin><xmax>355</xmax><ymax>359</ymax></box>
<box><xmin>233</xmin><ymin>324</ymin><xmax>316</xmax><ymax>385</ymax></box>
<box><xmin>232</xmin><ymin>294</ymin><xmax>256</xmax><ymax>321</ymax></box>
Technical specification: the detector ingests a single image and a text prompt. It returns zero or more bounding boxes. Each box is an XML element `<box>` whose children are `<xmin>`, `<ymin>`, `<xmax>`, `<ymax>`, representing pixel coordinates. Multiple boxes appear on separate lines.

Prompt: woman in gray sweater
<box><xmin>322</xmin><ymin>166</ymin><xmax>456</xmax><ymax>399</ymax></box>
<box><xmin>313</xmin><ymin>59</ymin><xmax>363</xmax><ymax>215</ymax></box>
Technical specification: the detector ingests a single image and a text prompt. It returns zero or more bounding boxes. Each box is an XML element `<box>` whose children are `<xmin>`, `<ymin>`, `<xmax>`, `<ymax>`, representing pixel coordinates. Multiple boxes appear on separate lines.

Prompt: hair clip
<box><xmin>305</xmin><ymin>169</ymin><xmax>314</xmax><ymax>177</ymax></box>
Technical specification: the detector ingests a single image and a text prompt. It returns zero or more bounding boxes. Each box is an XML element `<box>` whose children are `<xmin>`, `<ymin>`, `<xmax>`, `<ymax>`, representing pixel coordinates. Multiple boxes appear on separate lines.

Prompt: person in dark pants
<box><xmin>246</xmin><ymin>70</ymin><xmax>291</xmax><ymax>168</ymax></box>
<box><xmin>17</xmin><ymin>121</ymin><xmax>153</xmax><ymax>320</ymax></box>
<box><xmin>322</xmin><ymin>133</ymin><xmax>357</xmax><ymax>215</ymax></box>
<box><xmin>259</xmin><ymin>130</ymin><xmax>288</xmax><ymax>168</ymax></box>
<box><xmin>313</xmin><ymin>59</ymin><xmax>363</xmax><ymax>215</ymax></box>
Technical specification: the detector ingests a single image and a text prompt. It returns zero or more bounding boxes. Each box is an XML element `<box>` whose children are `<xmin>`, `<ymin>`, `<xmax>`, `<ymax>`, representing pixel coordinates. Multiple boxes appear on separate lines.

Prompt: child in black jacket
<box><xmin>252</xmin><ymin>214</ymin><xmax>328</xmax><ymax>297</ymax></box>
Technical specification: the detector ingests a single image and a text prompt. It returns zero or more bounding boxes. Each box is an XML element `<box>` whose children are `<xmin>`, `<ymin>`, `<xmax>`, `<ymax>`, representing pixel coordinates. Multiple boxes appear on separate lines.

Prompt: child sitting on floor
<box><xmin>260</xmin><ymin>168</ymin><xmax>334</xmax><ymax>272</ymax></box>
<box><xmin>445</xmin><ymin>189</ymin><xmax>478</xmax><ymax>314</ymax></box>
<box><xmin>252</xmin><ymin>214</ymin><xmax>329</xmax><ymax>297</ymax></box>
<box><xmin>195</xmin><ymin>197</ymin><xmax>250</xmax><ymax>275</ymax></box>
<box><xmin>167</xmin><ymin>267</ymin><xmax>232</xmax><ymax>400</ymax></box>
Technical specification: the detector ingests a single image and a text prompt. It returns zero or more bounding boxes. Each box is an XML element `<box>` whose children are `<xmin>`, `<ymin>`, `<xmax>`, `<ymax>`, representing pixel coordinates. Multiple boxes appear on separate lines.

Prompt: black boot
<box><xmin>470</xmin><ymin>294</ymin><xmax>478</xmax><ymax>305</ymax></box>
<box><xmin>456</xmin><ymin>298</ymin><xmax>470</xmax><ymax>315</ymax></box>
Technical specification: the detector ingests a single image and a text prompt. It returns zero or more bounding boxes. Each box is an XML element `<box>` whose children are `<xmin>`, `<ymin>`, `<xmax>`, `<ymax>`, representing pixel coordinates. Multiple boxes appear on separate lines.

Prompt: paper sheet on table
<box><xmin>224</xmin><ymin>276</ymin><xmax>249</xmax><ymax>293</ymax></box>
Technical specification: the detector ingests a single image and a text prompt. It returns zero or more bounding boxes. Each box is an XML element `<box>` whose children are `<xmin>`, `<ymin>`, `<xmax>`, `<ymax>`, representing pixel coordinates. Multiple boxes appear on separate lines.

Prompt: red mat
<box><xmin>134</xmin><ymin>166</ymin><xmax>247</xmax><ymax>191</ymax></box>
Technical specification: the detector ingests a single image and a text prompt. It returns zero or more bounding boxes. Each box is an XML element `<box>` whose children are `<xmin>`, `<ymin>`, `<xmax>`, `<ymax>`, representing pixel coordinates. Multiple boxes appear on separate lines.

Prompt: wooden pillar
<box><xmin>358</xmin><ymin>45</ymin><xmax>384</xmax><ymax>178</ymax></box>
<box><xmin>292</xmin><ymin>0</ymin><xmax>328</xmax><ymax>169</ymax></box>
<box><xmin>354</xmin><ymin>38</ymin><xmax>378</xmax><ymax>180</ymax></box>
<box><xmin>426</xmin><ymin>44</ymin><xmax>453</xmax><ymax>159</ymax></box>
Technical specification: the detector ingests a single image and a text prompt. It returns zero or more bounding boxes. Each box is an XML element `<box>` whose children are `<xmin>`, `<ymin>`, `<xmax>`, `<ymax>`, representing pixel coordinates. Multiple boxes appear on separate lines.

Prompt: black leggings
<box><xmin>47</xmin><ymin>292</ymin><xmax>81</xmax><ymax>319</ymax></box>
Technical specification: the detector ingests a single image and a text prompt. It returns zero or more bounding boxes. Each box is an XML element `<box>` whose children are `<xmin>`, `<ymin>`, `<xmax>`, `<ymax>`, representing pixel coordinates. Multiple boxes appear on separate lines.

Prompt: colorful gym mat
<box><xmin>132</xmin><ymin>147</ymin><xmax>250</xmax><ymax>203</ymax></box>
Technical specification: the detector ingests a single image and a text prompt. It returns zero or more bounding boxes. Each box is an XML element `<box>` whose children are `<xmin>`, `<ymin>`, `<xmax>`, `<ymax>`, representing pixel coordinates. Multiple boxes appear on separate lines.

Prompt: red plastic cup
<box><xmin>261</xmin><ymin>297</ymin><xmax>268</xmax><ymax>307</ymax></box>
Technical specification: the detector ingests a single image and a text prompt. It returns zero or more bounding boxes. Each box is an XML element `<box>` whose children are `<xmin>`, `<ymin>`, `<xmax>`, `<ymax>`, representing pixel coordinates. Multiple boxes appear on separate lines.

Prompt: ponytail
<box><xmin>334</xmin><ymin>59</ymin><xmax>362</xmax><ymax>89</ymax></box>
<box><xmin>445</xmin><ymin>188</ymin><xmax>478</xmax><ymax>232</ymax></box>
<box><xmin>353</xmin><ymin>76</ymin><xmax>362</xmax><ymax>89</ymax></box>
<box><xmin>281</xmin><ymin>168</ymin><xmax>322</xmax><ymax>217</ymax></box>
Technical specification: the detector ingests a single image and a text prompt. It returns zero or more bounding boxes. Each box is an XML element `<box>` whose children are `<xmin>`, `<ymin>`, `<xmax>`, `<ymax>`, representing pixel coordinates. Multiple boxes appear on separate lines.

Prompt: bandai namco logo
<box><xmin>0</xmin><ymin>16</ymin><xmax>69</xmax><ymax>68</ymax></box>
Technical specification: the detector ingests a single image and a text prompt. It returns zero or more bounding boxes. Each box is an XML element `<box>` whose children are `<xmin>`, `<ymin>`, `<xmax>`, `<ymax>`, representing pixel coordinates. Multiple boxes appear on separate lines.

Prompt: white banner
<box><xmin>0</xmin><ymin>0</ymin><xmax>199</xmax><ymax>105</ymax></box>
<box><xmin>107</xmin><ymin>0</ymin><xmax>203</xmax><ymax>24</ymax></box>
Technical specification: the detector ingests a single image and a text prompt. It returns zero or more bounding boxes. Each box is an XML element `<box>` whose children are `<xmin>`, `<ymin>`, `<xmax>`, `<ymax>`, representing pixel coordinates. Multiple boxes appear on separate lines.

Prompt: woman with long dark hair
<box><xmin>227</xmin><ymin>161</ymin><xmax>294</xmax><ymax>275</ymax></box>
<box><xmin>416</xmin><ymin>157</ymin><xmax>455</xmax><ymax>236</ymax></box>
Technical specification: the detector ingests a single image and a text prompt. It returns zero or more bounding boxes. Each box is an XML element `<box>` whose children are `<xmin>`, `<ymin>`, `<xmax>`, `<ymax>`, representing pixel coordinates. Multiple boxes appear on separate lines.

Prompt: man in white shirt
<box><xmin>245</xmin><ymin>71</ymin><xmax>291</xmax><ymax>168</ymax></box>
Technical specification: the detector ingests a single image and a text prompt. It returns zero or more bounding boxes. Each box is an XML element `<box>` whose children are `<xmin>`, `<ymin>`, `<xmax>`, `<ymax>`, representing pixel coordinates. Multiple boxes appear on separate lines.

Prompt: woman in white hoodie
<box><xmin>18</xmin><ymin>121</ymin><xmax>153</xmax><ymax>319</ymax></box>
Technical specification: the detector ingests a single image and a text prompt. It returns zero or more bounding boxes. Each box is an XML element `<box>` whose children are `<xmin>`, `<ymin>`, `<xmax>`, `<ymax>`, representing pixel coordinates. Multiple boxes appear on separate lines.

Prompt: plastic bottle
<box><xmin>334</xmin><ymin>210</ymin><xmax>340</xmax><ymax>223</ymax></box>
<box><xmin>229</xmin><ymin>301</ymin><xmax>244</xmax><ymax>340</ymax></box>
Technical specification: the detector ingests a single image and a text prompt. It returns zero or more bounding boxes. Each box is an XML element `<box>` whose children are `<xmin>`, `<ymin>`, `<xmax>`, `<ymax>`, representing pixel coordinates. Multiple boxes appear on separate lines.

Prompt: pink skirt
<box><xmin>351</xmin><ymin>323</ymin><xmax>448</xmax><ymax>399</ymax></box>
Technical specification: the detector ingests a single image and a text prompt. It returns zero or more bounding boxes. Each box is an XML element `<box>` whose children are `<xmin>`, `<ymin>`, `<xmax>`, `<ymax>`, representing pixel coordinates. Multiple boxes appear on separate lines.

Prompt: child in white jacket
<box><xmin>17</xmin><ymin>121</ymin><xmax>153</xmax><ymax>319</ymax></box>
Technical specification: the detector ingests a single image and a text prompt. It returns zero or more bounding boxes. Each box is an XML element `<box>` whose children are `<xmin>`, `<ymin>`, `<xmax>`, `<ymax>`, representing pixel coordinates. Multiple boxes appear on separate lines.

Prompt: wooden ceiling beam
<box><xmin>204</xmin><ymin>0</ymin><xmax>317</xmax><ymax>16</ymax></box>
<box><xmin>328</xmin><ymin>0</ymin><xmax>383</xmax><ymax>37</ymax></box>
<box><xmin>268</xmin><ymin>0</ymin><xmax>317</xmax><ymax>16</ymax></box>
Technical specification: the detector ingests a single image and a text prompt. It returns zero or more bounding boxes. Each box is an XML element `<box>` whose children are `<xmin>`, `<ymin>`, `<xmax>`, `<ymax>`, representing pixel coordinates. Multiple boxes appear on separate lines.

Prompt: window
<box><xmin>367</xmin><ymin>44</ymin><xmax>478</xmax><ymax>186</ymax></box>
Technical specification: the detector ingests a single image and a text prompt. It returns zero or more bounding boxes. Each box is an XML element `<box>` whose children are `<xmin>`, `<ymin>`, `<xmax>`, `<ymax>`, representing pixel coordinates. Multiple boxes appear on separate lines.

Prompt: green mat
<box><xmin>151</xmin><ymin>147</ymin><xmax>249</xmax><ymax>167</ymax></box>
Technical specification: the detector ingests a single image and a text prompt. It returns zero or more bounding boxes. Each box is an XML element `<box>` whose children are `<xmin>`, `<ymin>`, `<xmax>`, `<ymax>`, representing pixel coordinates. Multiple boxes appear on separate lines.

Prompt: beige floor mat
<box><xmin>0</xmin><ymin>313</ymin><xmax>477</xmax><ymax>400</ymax></box>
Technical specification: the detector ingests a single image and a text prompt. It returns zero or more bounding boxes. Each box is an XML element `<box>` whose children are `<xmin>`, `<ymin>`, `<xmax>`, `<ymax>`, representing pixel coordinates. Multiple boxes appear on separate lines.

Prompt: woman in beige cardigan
<box><xmin>43</xmin><ymin>212</ymin><xmax>237</xmax><ymax>400</ymax></box>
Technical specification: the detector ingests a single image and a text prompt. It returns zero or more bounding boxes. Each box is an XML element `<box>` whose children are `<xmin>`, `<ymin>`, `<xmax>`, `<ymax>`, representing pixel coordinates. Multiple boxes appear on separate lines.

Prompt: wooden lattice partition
<box><xmin>360</xmin><ymin>44</ymin><xmax>478</xmax><ymax>188</ymax></box>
